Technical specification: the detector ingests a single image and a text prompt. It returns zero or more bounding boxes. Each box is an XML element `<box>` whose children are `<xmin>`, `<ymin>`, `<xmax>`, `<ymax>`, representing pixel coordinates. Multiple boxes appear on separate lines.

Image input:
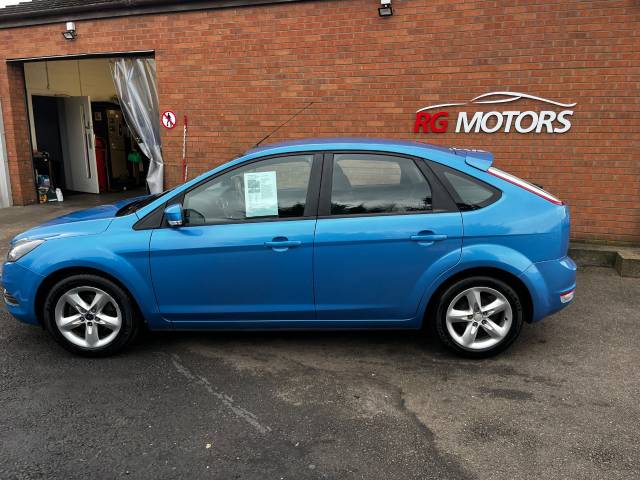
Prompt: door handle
<box><xmin>264</xmin><ymin>237</ymin><xmax>302</xmax><ymax>250</ymax></box>
<box><xmin>410</xmin><ymin>233</ymin><xmax>448</xmax><ymax>242</ymax></box>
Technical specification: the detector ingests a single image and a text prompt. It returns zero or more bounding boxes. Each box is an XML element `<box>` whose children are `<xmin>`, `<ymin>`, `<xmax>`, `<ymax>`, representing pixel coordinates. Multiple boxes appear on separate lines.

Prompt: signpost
<box><xmin>182</xmin><ymin>115</ymin><xmax>188</xmax><ymax>182</ymax></box>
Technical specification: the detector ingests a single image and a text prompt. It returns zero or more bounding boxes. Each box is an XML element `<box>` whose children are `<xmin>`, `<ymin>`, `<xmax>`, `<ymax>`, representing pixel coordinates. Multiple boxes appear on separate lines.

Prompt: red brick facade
<box><xmin>0</xmin><ymin>0</ymin><xmax>638</xmax><ymax>243</ymax></box>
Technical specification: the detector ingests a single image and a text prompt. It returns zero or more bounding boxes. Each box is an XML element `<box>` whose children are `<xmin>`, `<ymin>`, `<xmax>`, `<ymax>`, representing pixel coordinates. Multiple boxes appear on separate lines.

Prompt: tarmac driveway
<box><xmin>0</xmin><ymin>197</ymin><xmax>639</xmax><ymax>479</ymax></box>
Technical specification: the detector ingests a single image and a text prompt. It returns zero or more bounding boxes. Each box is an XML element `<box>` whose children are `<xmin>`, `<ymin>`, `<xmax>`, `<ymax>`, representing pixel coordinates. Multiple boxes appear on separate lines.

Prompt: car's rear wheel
<box><xmin>43</xmin><ymin>274</ymin><xmax>139</xmax><ymax>356</ymax></box>
<box><xmin>434</xmin><ymin>276</ymin><xmax>523</xmax><ymax>358</ymax></box>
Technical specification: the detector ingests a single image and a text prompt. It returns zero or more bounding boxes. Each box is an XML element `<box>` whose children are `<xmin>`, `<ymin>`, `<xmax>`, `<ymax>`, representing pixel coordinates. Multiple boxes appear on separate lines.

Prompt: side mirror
<box><xmin>164</xmin><ymin>204</ymin><xmax>184</xmax><ymax>227</ymax></box>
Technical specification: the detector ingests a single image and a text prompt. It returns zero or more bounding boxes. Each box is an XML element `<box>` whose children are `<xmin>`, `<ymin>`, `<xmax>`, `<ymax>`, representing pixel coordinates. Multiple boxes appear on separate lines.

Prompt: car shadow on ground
<box><xmin>132</xmin><ymin>324</ymin><xmax>543</xmax><ymax>364</ymax></box>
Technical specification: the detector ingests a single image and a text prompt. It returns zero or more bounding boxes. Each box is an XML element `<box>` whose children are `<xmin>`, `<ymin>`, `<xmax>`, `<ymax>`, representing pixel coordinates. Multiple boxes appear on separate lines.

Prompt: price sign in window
<box><xmin>244</xmin><ymin>171</ymin><xmax>278</xmax><ymax>217</ymax></box>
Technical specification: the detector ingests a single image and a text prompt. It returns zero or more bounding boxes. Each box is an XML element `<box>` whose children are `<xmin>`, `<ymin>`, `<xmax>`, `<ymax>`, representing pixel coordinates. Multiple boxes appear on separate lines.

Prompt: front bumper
<box><xmin>520</xmin><ymin>255</ymin><xmax>577</xmax><ymax>322</ymax></box>
<box><xmin>1</xmin><ymin>261</ymin><xmax>43</xmax><ymax>325</ymax></box>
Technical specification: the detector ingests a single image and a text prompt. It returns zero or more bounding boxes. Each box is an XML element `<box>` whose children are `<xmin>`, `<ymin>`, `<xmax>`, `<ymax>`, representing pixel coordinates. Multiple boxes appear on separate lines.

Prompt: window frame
<box><xmin>141</xmin><ymin>152</ymin><xmax>323</xmax><ymax>229</ymax></box>
<box><xmin>317</xmin><ymin>151</ymin><xmax>457</xmax><ymax>218</ymax></box>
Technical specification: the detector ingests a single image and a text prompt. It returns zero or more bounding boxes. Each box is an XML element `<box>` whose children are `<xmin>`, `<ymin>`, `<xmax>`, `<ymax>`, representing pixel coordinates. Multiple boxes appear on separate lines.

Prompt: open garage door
<box><xmin>19</xmin><ymin>53</ymin><xmax>158</xmax><ymax>201</ymax></box>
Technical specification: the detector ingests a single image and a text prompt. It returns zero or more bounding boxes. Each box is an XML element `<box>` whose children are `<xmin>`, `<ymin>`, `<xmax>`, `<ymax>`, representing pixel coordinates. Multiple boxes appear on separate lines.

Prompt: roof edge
<box><xmin>0</xmin><ymin>0</ymin><xmax>311</xmax><ymax>29</ymax></box>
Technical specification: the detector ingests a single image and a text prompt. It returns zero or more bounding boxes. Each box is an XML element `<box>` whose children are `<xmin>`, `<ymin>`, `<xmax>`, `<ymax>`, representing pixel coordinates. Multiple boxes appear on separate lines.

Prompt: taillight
<box><xmin>560</xmin><ymin>289</ymin><xmax>575</xmax><ymax>304</ymax></box>
<box><xmin>488</xmin><ymin>167</ymin><xmax>563</xmax><ymax>205</ymax></box>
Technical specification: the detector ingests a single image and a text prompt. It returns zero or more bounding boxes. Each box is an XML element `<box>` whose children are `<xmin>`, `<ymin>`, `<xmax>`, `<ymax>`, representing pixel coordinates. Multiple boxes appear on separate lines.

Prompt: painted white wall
<box><xmin>0</xmin><ymin>99</ymin><xmax>13</xmax><ymax>208</ymax></box>
<box><xmin>24</xmin><ymin>58</ymin><xmax>117</xmax><ymax>150</ymax></box>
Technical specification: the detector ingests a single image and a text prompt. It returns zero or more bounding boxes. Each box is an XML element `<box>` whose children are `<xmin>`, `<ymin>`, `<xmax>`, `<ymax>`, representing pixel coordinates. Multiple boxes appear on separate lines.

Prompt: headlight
<box><xmin>6</xmin><ymin>239</ymin><xmax>45</xmax><ymax>262</ymax></box>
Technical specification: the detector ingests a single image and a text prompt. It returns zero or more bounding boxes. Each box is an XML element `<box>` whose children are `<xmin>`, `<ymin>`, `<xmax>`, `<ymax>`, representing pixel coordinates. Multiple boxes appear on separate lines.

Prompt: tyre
<box><xmin>434</xmin><ymin>276</ymin><xmax>523</xmax><ymax>358</ymax></box>
<box><xmin>43</xmin><ymin>274</ymin><xmax>140</xmax><ymax>356</ymax></box>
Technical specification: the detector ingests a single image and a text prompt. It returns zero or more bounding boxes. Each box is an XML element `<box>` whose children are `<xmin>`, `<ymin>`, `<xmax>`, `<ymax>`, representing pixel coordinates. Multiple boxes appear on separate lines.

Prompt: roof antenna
<box><xmin>254</xmin><ymin>102</ymin><xmax>314</xmax><ymax>148</ymax></box>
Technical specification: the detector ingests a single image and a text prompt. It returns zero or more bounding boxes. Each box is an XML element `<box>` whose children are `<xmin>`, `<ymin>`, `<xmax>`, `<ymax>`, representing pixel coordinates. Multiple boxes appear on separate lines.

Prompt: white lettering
<box><xmin>481</xmin><ymin>111</ymin><xmax>503</xmax><ymax>133</ymax></box>
<box><xmin>455</xmin><ymin>111</ymin><xmax>483</xmax><ymax>133</ymax></box>
<box><xmin>451</xmin><ymin>109</ymin><xmax>573</xmax><ymax>134</ymax></box>
<box><xmin>502</xmin><ymin>111</ymin><xmax>520</xmax><ymax>133</ymax></box>
<box><xmin>555</xmin><ymin>110</ymin><xmax>573</xmax><ymax>133</ymax></box>
<box><xmin>515</xmin><ymin>111</ymin><xmax>538</xmax><ymax>133</ymax></box>
<box><xmin>536</xmin><ymin>111</ymin><xmax>556</xmax><ymax>133</ymax></box>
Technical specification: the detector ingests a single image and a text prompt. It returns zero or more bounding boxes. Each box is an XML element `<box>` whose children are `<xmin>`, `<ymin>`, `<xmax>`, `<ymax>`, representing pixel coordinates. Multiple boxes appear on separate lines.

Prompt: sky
<box><xmin>0</xmin><ymin>0</ymin><xmax>32</xmax><ymax>8</ymax></box>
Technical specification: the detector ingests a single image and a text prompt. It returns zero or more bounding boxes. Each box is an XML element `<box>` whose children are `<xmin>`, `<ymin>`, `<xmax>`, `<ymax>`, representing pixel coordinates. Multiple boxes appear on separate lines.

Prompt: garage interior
<box><xmin>23</xmin><ymin>57</ymin><xmax>152</xmax><ymax>201</ymax></box>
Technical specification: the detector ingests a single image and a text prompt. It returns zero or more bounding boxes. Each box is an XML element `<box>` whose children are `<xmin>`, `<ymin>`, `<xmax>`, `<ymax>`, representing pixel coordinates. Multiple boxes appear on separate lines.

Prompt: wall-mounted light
<box><xmin>378</xmin><ymin>0</ymin><xmax>393</xmax><ymax>17</ymax></box>
<box><xmin>62</xmin><ymin>21</ymin><xmax>77</xmax><ymax>40</ymax></box>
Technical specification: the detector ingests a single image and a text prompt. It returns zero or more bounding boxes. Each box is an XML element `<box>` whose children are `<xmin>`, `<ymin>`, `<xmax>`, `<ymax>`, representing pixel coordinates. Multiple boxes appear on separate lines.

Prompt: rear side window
<box><xmin>439</xmin><ymin>167</ymin><xmax>500</xmax><ymax>211</ymax></box>
<box><xmin>331</xmin><ymin>154</ymin><xmax>432</xmax><ymax>215</ymax></box>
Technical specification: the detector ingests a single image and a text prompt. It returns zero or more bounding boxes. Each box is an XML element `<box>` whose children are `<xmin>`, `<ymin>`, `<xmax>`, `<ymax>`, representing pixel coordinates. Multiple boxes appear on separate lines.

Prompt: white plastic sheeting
<box><xmin>0</xmin><ymin>99</ymin><xmax>12</xmax><ymax>208</ymax></box>
<box><xmin>111</xmin><ymin>58</ymin><xmax>163</xmax><ymax>194</ymax></box>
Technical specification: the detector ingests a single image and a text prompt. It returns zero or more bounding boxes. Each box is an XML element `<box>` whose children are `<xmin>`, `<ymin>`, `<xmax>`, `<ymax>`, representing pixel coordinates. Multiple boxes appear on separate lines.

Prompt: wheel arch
<box><xmin>34</xmin><ymin>266</ymin><xmax>146</xmax><ymax>326</ymax></box>
<box><xmin>422</xmin><ymin>266</ymin><xmax>533</xmax><ymax>328</ymax></box>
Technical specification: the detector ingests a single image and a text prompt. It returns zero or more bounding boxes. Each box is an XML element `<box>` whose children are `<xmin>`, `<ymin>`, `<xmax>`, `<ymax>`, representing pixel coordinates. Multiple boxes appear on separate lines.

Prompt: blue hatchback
<box><xmin>2</xmin><ymin>139</ymin><xmax>576</xmax><ymax>357</ymax></box>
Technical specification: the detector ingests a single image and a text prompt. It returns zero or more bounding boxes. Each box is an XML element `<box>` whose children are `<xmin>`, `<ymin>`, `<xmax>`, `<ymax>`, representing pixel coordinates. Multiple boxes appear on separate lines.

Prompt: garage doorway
<box><xmin>20</xmin><ymin>53</ymin><xmax>159</xmax><ymax>201</ymax></box>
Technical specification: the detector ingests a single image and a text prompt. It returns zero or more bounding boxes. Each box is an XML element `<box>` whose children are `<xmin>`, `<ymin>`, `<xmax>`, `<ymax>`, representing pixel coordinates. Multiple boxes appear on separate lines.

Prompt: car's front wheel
<box><xmin>434</xmin><ymin>276</ymin><xmax>524</xmax><ymax>358</ymax></box>
<box><xmin>43</xmin><ymin>274</ymin><xmax>139</xmax><ymax>356</ymax></box>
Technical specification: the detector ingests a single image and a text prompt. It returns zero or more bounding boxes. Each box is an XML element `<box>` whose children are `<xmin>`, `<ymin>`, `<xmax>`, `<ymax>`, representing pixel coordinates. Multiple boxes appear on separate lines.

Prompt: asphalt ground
<box><xmin>1</xmin><ymin>195</ymin><xmax>639</xmax><ymax>480</ymax></box>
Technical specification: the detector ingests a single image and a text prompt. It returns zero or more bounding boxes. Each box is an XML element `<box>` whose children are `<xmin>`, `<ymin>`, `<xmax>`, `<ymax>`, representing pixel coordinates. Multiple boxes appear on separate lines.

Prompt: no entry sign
<box><xmin>161</xmin><ymin>110</ymin><xmax>177</xmax><ymax>129</ymax></box>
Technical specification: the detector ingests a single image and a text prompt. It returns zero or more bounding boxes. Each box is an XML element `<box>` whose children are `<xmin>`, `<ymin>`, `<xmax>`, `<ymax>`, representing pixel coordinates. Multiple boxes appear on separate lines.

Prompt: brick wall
<box><xmin>0</xmin><ymin>0</ymin><xmax>638</xmax><ymax>243</ymax></box>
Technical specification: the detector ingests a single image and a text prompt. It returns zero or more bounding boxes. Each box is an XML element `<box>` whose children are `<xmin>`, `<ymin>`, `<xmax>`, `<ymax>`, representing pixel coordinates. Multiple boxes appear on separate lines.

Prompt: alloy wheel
<box><xmin>445</xmin><ymin>286</ymin><xmax>513</xmax><ymax>351</ymax></box>
<box><xmin>54</xmin><ymin>286</ymin><xmax>122</xmax><ymax>349</ymax></box>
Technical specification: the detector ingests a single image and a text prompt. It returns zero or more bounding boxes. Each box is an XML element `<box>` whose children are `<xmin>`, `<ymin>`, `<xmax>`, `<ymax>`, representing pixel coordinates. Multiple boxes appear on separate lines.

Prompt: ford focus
<box><xmin>2</xmin><ymin>139</ymin><xmax>576</xmax><ymax>357</ymax></box>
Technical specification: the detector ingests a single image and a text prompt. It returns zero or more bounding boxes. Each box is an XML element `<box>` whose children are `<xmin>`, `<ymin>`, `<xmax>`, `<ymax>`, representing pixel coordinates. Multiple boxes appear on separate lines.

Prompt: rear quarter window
<box><xmin>438</xmin><ymin>166</ymin><xmax>501</xmax><ymax>211</ymax></box>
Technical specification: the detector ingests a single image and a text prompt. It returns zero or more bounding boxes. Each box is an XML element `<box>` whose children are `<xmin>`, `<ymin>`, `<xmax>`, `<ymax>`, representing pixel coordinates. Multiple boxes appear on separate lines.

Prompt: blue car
<box><xmin>2</xmin><ymin>139</ymin><xmax>576</xmax><ymax>357</ymax></box>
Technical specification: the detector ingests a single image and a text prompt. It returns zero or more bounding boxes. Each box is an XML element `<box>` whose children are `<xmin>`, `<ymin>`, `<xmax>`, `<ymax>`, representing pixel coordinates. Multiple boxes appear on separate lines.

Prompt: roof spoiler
<box><xmin>449</xmin><ymin>147</ymin><xmax>494</xmax><ymax>171</ymax></box>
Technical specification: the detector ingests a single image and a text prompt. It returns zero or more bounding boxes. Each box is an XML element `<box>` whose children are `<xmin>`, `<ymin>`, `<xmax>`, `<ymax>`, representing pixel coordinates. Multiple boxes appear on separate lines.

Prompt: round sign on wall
<box><xmin>161</xmin><ymin>110</ymin><xmax>177</xmax><ymax>129</ymax></box>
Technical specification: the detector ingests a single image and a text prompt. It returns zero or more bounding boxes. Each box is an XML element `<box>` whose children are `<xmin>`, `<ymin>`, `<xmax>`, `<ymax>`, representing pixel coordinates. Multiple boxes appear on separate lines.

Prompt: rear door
<box><xmin>313</xmin><ymin>152</ymin><xmax>462</xmax><ymax>324</ymax></box>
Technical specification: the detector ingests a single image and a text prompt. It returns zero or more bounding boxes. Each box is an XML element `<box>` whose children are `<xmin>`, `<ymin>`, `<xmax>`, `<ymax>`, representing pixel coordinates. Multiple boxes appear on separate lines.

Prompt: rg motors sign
<box><xmin>413</xmin><ymin>91</ymin><xmax>576</xmax><ymax>134</ymax></box>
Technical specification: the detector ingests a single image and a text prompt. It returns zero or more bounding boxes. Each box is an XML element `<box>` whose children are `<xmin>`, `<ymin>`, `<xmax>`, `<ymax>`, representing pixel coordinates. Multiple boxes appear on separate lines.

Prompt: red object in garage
<box><xmin>95</xmin><ymin>136</ymin><xmax>108</xmax><ymax>193</ymax></box>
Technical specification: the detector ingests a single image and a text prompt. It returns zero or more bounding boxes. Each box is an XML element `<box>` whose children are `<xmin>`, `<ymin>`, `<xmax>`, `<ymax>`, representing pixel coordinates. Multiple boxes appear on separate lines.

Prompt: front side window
<box><xmin>330</xmin><ymin>154</ymin><xmax>432</xmax><ymax>215</ymax></box>
<box><xmin>182</xmin><ymin>154</ymin><xmax>313</xmax><ymax>225</ymax></box>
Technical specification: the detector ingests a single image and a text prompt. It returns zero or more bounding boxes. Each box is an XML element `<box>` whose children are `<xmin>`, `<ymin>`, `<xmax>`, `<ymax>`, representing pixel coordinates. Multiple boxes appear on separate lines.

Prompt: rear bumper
<box><xmin>520</xmin><ymin>256</ymin><xmax>577</xmax><ymax>322</ymax></box>
<box><xmin>1</xmin><ymin>261</ymin><xmax>42</xmax><ymax>326</ymax></box>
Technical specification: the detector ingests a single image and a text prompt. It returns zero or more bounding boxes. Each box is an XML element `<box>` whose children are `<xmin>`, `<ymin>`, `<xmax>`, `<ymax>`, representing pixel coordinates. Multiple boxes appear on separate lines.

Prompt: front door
<box><xmin>149</xmin><ymin>153</ymin><xmax>321</xmax><ymax>327</ymax></box>
<box><xmin>314</xmin><ymin>152</ymin><xmax>463</xmax><ymax>324</ymax></box>
<box><xmin>60</xmin><ymin>96</ymin><xmax>99</xmax><ymax>193</ymax></box>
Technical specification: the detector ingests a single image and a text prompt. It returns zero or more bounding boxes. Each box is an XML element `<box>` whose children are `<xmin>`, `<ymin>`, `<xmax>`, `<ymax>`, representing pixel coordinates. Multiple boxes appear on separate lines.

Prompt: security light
<box><xmin>62</xmin><ymin>21</ymin><xmax>77</xmax><ymax>40</ymax></box>
<box><xmin>378</xmin><ymin>0</ymin><xmax>393</xmax><ymax>17</ymax></box>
